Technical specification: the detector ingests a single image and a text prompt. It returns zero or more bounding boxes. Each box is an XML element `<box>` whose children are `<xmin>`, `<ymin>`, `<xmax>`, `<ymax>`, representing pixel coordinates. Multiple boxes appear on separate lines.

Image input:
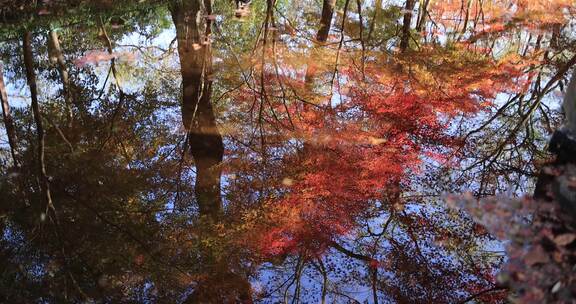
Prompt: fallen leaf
<box><xmin>38</xmin><ymin>8</ymin><xmax>51</xmax><ymax>15</ymax></box>
<box><xmin>551</xmin><ymin>281</ymin><xmax>562</xmax><ymax>294</ymax></box>
<box><xmin>553</xmin><ymin>233</ymin><xmax>576</xmax><ymax>246</ymax></box>
<box><xmin>282</xmin><ymin>178</ymin><xmax>294</xmax><ymax>186</ymax></box>
<box><xmin>524</xmin><ymin>245</ymin><xmax>549</xmax><ymax>266</ymax></box>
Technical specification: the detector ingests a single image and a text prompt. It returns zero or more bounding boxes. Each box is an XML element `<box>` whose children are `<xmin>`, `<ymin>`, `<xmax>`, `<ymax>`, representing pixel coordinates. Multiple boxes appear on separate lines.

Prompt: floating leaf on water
<box><xmin>553</xmin><ymin>233</ymin><xmax>576</xmax><ymax>246</ymax></box>
<box><xmin>524</xmin><ymin>245</ymin><xmax>550</xmax><ymax>266</ymax></box>
<box><xmin>551</xmin><ymin>281</ymin><xmax>562</xmax><ymax>293</ymax></box>
<box><xmin>282</xmin><ymin>178</ymin><xmax>294</xmax><ymax>186</ymax></box>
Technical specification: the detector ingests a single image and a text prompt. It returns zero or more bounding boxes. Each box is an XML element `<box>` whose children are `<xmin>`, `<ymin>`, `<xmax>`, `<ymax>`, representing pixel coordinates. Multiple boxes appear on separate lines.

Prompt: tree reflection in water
<box><xmin>0</xmin><ymin>0</ymin><xmax>575</xmax><ymax>303</ymax></box>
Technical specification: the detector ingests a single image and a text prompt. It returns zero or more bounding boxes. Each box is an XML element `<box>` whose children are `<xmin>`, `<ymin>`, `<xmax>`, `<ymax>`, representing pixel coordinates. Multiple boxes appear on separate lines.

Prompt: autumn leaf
<box><xmin>553</xmin><ymin>233</ymin><xmax>576</xmax><ymax>246</ymax></box>
<box><xmin>524</xmin><ymin>245</ymin><xmax>550</xmax><ymax>266</ymax></box>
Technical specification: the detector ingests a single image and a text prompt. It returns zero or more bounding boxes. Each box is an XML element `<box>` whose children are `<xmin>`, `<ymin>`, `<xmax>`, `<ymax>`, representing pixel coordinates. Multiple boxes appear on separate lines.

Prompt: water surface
<box><xmin>0</xmin><ymin>0</ymin><xmax>573</xmax><ymax>302</ymax></box>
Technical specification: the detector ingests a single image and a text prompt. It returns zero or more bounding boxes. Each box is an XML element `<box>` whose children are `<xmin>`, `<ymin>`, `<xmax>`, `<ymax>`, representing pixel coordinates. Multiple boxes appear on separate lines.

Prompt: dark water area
<box><xmin>1</xmin><ymin>0</ymin><xmax>575</xmax><ymax>303</ymax></box>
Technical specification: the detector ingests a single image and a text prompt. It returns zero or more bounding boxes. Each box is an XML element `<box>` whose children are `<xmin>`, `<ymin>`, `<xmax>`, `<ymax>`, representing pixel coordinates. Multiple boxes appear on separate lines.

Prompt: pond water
<box><xmin>0</xmin><ymin>0</ymin><xmax>574</xmax><ymax>303</ymax></box>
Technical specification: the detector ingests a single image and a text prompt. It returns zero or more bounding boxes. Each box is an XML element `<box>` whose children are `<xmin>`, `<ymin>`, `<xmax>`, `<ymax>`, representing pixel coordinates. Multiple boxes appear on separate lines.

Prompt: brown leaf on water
<box><xmin>553</xmin><ymin>233</ymin><xmax>576</xmax><ymax>246</ymax></box>
<box><xmin>38</xmin><ymin>8</ymin><xmax>51</xmax><ymax>15</ymax></box>
<box><xmin>368</xmin><ymin>136</ymin><xmax>387</xmax><ymax>145</ymax></box>
<box><xmin>524</xmin><ymin>245</ymin><xmax>550</xmax><ymax>266</ymax></box>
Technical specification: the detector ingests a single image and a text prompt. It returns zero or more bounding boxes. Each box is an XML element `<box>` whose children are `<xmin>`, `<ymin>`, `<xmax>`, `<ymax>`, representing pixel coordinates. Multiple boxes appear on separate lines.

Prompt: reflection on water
<box><xmin>0</xmin><ymin>0</ymin><xmax>574</xmax><ymax>302</ymax></box>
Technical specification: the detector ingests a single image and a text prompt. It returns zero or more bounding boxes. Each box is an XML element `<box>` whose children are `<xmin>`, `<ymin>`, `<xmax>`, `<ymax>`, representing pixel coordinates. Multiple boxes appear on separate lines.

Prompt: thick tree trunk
<box><xmin>23</xmin><ymin>32</ymin><xmax>54</xmax><ymax>215</ymax></box>
<box><xmin>400</xmin><ymin>0</ymin><xmax>415</xmax><ymax>52</ymax></box>
<box><xmin>534</xmin><ymin>70</ymin><xmax>576</xmax><ymax>218</ymax></box>
<box><xmin>171</xmin><ymin>0</ymin><xmax>223</xmax><ymax>220</ymax></box>
<box><xmin>562</xmin><ymin>71</ymin><xmax>576</xmax><ymax>137</ymax></box>
<box><xmin>316</xmin><ymin>0</ymin><xmax>336</xmax><ymax>43</ymax></box>
<box><xmin>304</xmin><ymin>0</ymin><xmax>337</xmax><ymax>99</ymax></box>
<box><xmin>0</xmin><ymin>63</ymin><xmax>18</xmax><ymax>166</ymax></box>
<box><xmin>171</xmin><ymin>2</ymin><xmax>252</xmax><ymax>302</ymax></box>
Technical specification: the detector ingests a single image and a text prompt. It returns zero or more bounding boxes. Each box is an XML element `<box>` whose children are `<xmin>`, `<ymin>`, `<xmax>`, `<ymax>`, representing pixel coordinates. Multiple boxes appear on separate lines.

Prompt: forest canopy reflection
<box><xmin>1</xmin><ymin>0</ymin><xmax>575</xmax><ymax>303</ymax></box>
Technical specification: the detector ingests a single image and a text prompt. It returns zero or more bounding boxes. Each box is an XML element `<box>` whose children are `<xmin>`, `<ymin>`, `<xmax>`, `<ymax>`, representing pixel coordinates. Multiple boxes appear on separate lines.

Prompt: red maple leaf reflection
<box><xmin>236</xmin><ymin>44</ymin><xmax>526</xmax><ymax>258</ymax></box>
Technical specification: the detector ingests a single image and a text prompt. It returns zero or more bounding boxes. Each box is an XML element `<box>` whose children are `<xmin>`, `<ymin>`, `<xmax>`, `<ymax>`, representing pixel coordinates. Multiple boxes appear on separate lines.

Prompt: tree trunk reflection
<box><xmin>171</xmin><ymin>1</ymin><xmax>252</xmax><ymax>302</ymax></box>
